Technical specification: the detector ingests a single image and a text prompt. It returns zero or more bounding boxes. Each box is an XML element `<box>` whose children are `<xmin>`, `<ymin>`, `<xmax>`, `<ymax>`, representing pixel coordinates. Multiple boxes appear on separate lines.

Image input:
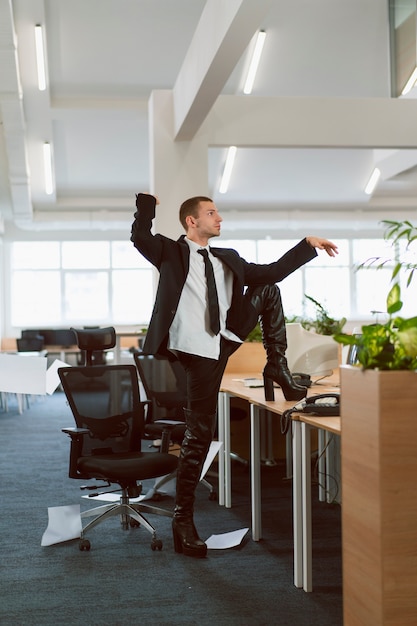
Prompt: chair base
<box><xmin>79</xmin><ymin>489</ymin><xmax>173</xmax><ymax>551</ymax></box>
<box><xmin>230</xmin><ymin>451</ymin><xmax>249</xmax><ymax>467</ymax></box>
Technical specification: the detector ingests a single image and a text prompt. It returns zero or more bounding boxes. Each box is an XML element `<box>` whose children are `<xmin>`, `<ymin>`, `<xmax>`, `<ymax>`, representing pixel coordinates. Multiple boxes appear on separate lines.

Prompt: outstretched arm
<box><xmin>306</xmin><ymin>236</ymin><xmax>338</xmax><ymax>257</ymax></box>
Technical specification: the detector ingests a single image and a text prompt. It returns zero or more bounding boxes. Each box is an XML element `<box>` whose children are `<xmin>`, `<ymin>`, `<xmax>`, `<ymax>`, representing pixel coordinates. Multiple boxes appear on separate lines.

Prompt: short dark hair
<box><xmin>179</xmin><ymin>196</ymin><xmax>213</xmax><ymax>230</ymax></box>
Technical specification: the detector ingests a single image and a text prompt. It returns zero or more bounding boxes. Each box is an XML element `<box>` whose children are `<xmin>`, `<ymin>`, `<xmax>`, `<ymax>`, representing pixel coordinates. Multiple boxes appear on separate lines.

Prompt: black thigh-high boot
<box><xmin>172</xmin><ymin>408</ymin><xmax>216</xmax><ymax>558</ymax></box>
<box><xmin>247</xmin><ymin>285</ymin><xmax>307</xmax><ymax>402</ymax></box>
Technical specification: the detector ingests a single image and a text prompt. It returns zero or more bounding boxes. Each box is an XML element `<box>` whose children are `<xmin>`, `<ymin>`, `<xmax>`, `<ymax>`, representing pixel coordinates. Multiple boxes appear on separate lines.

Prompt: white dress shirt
<box><xmin>168</xmin><ymin>238</ymin><xmax>242</xmax><ymax>359</ymax></box>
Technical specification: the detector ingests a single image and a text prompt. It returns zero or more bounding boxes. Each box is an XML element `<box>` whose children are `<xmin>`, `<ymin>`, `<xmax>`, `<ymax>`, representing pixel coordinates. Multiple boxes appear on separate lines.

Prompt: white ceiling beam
<box><xmin>173</xmin><ymin>0</ymin><xmax>273</xmax><ymax>140</ymax></box>
<box><xmin>373</xmin><ymin>148</ymin><xmax>417</xmax><ymax>180</ymax></box>
<box><xmin>203</xmin><ymin>95</ymin><xmax>417</xmax><ymax>148</ymax></box>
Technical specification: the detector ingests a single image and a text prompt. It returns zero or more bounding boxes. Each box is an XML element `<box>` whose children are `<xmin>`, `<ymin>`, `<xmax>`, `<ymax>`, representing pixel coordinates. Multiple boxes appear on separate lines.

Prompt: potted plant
<box><xmin>333</xmin><ymin>220</ymin><xmax>417</xmax><ymax>369</ymax></box>
<box><xmin>332</xmin><ymin>219</ymin><xmax>417</xmax><ymax>625</ymax></box>
<box><xmin>301</xmin><ymin>294</ymin><xmax>346</xmax><ymax>336</ymax></box>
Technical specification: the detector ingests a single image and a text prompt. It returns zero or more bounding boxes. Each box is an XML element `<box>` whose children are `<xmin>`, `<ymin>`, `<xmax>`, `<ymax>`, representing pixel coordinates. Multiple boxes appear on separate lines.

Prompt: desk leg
<box><xmin>217</xmin><ymin>392</ymin><xmax>225</xmax><ymax>506</ymax></box>
<box><xmin>217</xmin><ymin>391</ymin><xmax>232</xmax><ymax>508</ymax></box>
<box><xmin>114</xmin><ymin>337</ymin><xmax>121</xmax><ymax>364</ymax></box>
<box><xmin>292</xmin><ymin>420</ymin><xmax>303</xmax><ymax>588</ymax></box>
<box><xmin>223</xmin><ymin>392</ymin><xmax>232</xmax><ymax>509</ymax></box>
<box><xmin>318</xmin><ymin>429</ymin><xmax>326</xmax><ymax>502</ymax></box>
<box><xmin>250</xmin><ymin>404</ymin><xmax>262</xmax><ymax>541</ymax></box>
<box><xmin>326</xmin><ymin>432</ymin><xmax>341</xmax><ymax>504</ymax></box>
<box><xmin>286</xmin><ymin>429</ymin><xmax>293</xmax><ymax>479</ymax></box>
<box><xmin>301</xmin><ymin>422</ymin><xmax>313</xmax><ymax>592</ymax></box>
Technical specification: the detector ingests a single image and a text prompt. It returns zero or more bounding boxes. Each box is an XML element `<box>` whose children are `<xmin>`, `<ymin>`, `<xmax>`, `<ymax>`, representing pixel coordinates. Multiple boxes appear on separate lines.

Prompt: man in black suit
<box><xmin>131</xmin><ymin>193</ymin><xmax>338</xmax><ymax>558</ymax></box>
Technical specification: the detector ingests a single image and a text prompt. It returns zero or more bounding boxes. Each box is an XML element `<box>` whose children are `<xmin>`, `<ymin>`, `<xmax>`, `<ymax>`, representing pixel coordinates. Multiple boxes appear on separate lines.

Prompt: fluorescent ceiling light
<box><xmin>243</xmin><ymin>30</ymin><xmax>266</xmax><ymax>95</ymax></box>
<box><xmin>43</xmin><ymin>142</ymin><xmax>54</xmax><ymax>195</ymax></box>
<box><xmin>402</xmin><ymin>67</ymin><xmax>417</xmax><ymax>95</ymax></box>
<box><xmin>219</xmin><ymin>146</ymin><xmax>237</xmax><ymax>194</ymax></box>
<box><xmin>35</xmin><ymin>24</ymin><xmax>47</xmax><ymax>91</ymax></box>
<box><xmin>364</xmin><ymin>167</ymin><xmax>380</xmax><ymax>195</ymax></box>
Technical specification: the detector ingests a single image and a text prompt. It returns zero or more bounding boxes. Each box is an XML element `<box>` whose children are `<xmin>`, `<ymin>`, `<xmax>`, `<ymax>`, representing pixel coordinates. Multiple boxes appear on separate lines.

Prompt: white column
<box><xmin>148</xmin><ymin>89</ymin><xmax>209</xmax><ymax>239</ymax></box>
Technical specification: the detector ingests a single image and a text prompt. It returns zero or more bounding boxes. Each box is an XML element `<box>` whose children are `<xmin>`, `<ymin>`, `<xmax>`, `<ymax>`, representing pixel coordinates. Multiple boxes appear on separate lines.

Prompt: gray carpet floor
<box><xmin>0</xmin><ymin>391</ymin><xmax>342</xmax><ymax>625</ymax></box>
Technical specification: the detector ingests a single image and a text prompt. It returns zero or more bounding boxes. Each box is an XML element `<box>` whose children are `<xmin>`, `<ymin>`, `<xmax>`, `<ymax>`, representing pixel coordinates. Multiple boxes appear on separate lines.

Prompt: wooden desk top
<box><xmin>44</xmin><ymin>345</ymin><xmax>79</xmax><ymax>353</ymax></box>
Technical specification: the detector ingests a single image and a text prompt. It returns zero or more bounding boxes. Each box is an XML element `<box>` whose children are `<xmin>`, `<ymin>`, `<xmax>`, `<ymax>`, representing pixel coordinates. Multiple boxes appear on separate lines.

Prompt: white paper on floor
<box><xmin>41</xmin><ymin>504</ymin><xmax>82</xmax><ymax>546</ymax></box>
<box><xmin>205</xmin><ymin>527</ymin><xmax>249</xmax><ymax>550</ymax></box>
<box><xmin>46</xmin><ymin>359</ymin><xmax>71</xmax><ymax>395</ymax></box>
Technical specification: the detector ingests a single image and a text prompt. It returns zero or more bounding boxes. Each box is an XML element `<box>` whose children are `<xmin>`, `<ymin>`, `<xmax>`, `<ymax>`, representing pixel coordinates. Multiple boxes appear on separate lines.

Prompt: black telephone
<box><xmin>302</xmin><ymin>393</ymin><xmax>340</xmax><ymax>416</ymax></box>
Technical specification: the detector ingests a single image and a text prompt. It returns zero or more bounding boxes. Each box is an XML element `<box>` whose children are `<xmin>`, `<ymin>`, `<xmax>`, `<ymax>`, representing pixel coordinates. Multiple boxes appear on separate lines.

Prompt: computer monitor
<box><xmin>285</xmin><ymin>323</ymin><xmax>339</xmax><ymax>377</ymax></box>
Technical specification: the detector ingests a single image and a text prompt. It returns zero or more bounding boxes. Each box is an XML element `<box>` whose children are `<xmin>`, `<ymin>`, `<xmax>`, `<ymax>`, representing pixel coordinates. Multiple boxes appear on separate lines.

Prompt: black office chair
<box><xmin>58</xmin><ymin>327</ymin><xmax>178</xmax><ymax>552</ymax></box>
<box><xmin>133</xmin><ymin>351</ymin><xmax>221</xmax><ymax>500</ymax></box>
<box><xmin>17</xmin><ymin>334</ymin><xmax>44</xmax><ymax>352</ymax></box>
<box><xmin>133</xmin><ymin>352</ymin><xmax>187</xmax><ymax>450</ymax></box>
<box><xmin>71</xmin><ymin>326</ymin><xmax>113</xmax><ymax>366</ymax></box>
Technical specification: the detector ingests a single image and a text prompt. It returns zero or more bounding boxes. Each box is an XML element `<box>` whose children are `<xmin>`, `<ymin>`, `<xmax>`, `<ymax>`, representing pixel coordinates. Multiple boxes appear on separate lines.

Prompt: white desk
<box><xmin>218</xmin><ymin>372</ymin><xmax>340</xmax><ymax>592</ymax></box>
<box><xmin>292</xmin><ymin>413</ymin><xmax>341</xmax><ymax>592</ymax></box>
<box><xmin>0</xmin><ymin>353</ymin><xmax>48</xmax><ymax>413</ymax></box>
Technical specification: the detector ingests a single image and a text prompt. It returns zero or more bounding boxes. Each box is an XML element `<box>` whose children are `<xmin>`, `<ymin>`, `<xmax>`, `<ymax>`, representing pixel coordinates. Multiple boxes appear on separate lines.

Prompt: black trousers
<box><xmin>176</xmin><ymin>336</ymin><xmax>240</xmax><ymax>415</ymax></box>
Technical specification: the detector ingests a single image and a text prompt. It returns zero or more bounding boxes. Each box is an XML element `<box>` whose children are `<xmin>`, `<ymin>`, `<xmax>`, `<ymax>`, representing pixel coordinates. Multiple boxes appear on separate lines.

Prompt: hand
<box><xmin>306</xmin><ymin>236</ymin><xmax>338</xmax><ymax>257</ymax></box>
<box><xmin>135</xmin><ymin>192</ymin><xmax>159</xmax><ymax>206</ymax></box>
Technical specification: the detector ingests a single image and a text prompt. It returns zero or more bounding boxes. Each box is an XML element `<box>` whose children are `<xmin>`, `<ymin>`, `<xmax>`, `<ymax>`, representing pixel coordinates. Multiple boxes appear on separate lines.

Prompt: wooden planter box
<box><xmin>340</xmin><ymin>365</ymin><xmax>417</xmax><ymax>626</ymax></box>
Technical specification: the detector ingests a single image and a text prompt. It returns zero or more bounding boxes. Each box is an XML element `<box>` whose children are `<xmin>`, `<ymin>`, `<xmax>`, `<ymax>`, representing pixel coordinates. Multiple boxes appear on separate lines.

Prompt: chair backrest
<box><xmin>133</xmin><ymin>352</ymin><xmax>186</xmax><ymax>421</ymax></box>
<box><xmin>71</xmin><ymin>326</ymin><xmax>116</xmax><ymax>366</ymax></box>
<box><xmin>17</xmin><ymin>336</ymin><xmax>44</xmax><ymax>352</ymax></box>
<box><xmin>58</xmin><ymin>364</ymin><xmax>144</xmax><ymax>460</ymax></box>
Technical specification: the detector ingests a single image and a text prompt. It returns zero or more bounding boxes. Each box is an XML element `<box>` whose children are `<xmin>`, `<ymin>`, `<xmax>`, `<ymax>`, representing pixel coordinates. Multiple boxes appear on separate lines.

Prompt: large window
<box><xmin>10</xmin><ymin>235</ymin><xmax>408</xmax><ymax>330</ymax></box>
<box><xmin>11</xmin><ymin>241</ymin><xmax>153</xmax><ymax>327</ymax></box>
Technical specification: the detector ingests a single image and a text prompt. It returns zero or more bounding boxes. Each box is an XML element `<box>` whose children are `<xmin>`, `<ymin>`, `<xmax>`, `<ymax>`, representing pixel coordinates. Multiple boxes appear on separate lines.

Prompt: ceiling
<box><xmin>1</xmin><ymin>0</ymin><xmax>417</xmax><ymax>235</ymax></box>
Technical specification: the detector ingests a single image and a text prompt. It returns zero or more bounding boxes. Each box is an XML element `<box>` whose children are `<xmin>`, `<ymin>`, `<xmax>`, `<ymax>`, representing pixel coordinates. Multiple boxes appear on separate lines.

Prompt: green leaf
<box><xmin>386</xmin><ymin>283</ymin><xmax>402</xmax><ymax>315</ymax></box>
<box><xmin>333</xmin><ymin>333</ymin><xmax>358</xmax><ymax>346</ymax></box>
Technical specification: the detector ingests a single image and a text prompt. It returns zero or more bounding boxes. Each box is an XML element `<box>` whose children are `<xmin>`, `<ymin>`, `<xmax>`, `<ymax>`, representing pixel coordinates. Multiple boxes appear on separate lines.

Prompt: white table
<box><xmin>218</xmin><ymin>372</ymin><xmax>341</xmax><ymax>591</ymax></box>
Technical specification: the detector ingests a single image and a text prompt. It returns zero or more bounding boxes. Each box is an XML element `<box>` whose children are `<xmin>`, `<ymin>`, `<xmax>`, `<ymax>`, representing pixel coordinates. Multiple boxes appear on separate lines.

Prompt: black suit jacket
<box><xmin>131</xmin><ymin>194</ymin><xmax>317</xmax><ymax>358</ymax></box>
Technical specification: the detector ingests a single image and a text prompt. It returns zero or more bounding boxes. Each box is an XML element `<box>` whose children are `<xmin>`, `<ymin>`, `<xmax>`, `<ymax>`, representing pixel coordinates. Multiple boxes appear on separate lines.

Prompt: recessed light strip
<box><xmin>243</xmin><ymin>30</ymin><xmax>266</xmax><ymax>95</ymax></box>
<box><xmin>43</xmin><ymin>142</ymin><xmax>54</xmax><ymax>195</ymax></box>
<box><xmin>35</xmin><ymin>24</ymin><xmax>47</xmax><ymax>91</ymax></box>
<box><xmin>364</xmin><ymin>167</ymin><xmax>380</xmax><ymax>195</ymax></box>
<box><xmin>219</xmin><ymin>146</ymin><xmax>237</xmax><ymax>194</ymax></box>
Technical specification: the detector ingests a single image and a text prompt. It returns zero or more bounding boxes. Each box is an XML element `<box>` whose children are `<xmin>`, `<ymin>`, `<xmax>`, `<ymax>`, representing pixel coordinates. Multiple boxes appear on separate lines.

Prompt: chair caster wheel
<box><xmin>79</xmin><ymin>538</ymin><xmax>91</xmax><ymax>551</ymax></box>
<box><xmin>209</xmin><ymin>491</ymin><xmax>217</xmax><ymax>501</ymax></box>
<box><xmin>151</xmin><ymin>539</ymin><xmax>163</xmax><ymax>551</ymax></box>
<box><xmin>129</xmin><ymin>518</ymin><xmax>140</xmax><ymax>528</ymax></box>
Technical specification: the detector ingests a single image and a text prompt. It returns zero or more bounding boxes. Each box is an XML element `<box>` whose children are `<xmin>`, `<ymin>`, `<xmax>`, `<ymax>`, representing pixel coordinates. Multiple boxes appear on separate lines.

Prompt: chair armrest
<box><xmin>62</xmin><ymin>427</ymin><xmax>90</xmax><ymax>478</ymax></box>
<box><xmin>62</xmin><ymin>427</ymin><xmax>90</xmax><ymax>437</ymax></box>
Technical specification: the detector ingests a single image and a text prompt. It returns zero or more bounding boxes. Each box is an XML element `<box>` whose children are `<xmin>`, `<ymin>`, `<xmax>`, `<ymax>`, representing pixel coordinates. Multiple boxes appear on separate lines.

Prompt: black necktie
<box><xmin>198</xmin><ymin>248</ymin><xmax>220</xmax><ymax>335</ymax></box>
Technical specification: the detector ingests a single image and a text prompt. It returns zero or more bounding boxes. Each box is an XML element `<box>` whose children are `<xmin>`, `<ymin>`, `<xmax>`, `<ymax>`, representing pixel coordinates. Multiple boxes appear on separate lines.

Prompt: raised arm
<box><xmin>130</xmin><ymin>193</ymin><xmax>164</xmax><ymax>266</ymax></box>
